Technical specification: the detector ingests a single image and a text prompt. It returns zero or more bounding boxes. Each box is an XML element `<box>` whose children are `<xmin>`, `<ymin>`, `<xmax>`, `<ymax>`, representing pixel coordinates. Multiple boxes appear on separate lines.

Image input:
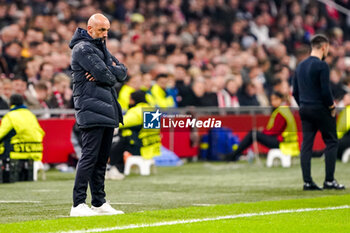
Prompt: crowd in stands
<box><xmin>1</xmin><ymin>0</ymin><xmax>350</xmax><ymax>115</ymax></box>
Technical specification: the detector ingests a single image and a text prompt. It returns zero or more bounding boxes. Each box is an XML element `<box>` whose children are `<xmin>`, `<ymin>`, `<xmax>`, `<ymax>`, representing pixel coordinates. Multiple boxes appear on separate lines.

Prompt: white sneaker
<box><xmin>106</xmin><ymin>166</ymin><xmax>125</xmax><ymax>180</ymax></box>
<box><xmin>91</xmin><ymin>202</ymin><xmax>124</xmax><ymax>215</ymax></box>
<box><xmin>70</xmin><ymin>203</ymin><xmax>98</xmax><ymax>217</ymax></box>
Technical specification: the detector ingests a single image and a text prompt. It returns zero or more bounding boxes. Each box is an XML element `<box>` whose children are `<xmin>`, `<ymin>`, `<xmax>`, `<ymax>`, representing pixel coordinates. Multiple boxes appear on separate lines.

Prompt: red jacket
<box><xmin>262</xmin><ymin>113</ymin><xmax>286</xmax><ymax>142</ymax></box>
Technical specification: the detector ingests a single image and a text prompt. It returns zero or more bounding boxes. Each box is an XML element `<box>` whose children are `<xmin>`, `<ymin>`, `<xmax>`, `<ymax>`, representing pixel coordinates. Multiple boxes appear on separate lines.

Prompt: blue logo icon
<box><xmin>143</xmin><ymin>109</ymin><xmax>162</xmax><ymax>129</ymax></box>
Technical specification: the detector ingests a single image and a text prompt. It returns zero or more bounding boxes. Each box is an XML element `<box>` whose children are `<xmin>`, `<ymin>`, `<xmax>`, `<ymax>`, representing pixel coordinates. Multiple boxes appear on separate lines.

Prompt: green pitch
<box><xmin>0</xmin><ymin>159</ymin><xmax>349</xmax><ymax>232</ymax></box>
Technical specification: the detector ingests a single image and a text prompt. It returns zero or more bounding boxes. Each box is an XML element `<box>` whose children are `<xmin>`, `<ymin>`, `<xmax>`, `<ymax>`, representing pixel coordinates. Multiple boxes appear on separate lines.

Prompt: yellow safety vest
<box><xmin>0</xmin><ymin>106</ymin><xmax>45</xmax><ymax>161</ymax></box>
<box><xmin>337</xmin><ymin>105</ymin><xmax>350</xmax><ymax>139</ymax></box>
<box><xmin>149</xmin><ymin>84</ymin><xmax>175</xmax><ymax>108</ymax></box>
<box><xmin>119</xmin><ymin>102</ymin><xmax>161</xmax><ymax>159</ymax></box>
<box><xmin>117</xmin><ymin>84</ymin><xmax>135</xmax><ymax>112</ymax></box>
<box><xmin>266</xmin><ymin>106</ymin><xmax>300</xmax><ymax>156</ymax></box>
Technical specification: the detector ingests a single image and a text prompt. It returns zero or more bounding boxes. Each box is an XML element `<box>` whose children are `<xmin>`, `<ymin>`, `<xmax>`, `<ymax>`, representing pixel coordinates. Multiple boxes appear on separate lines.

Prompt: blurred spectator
<box><xmin>148</xmin><ymin>73</ymin><xmax>176</xmax><ymax>108</ymax></box>
<box><xmin>47</xmin><ymin>73</ymin><xmax>72</xmax><ymax>109</ymax></box>
<box><xmin>217</xmin><ymin>78</ymin><xmax>240</xmax><ymax>108</ymax></box>
<box><xmin>2</xmin><ymin>78</ymin><xmax>13</xmax><ymax>103</ymax></box>
<box><xmin>237</xmin><ymin>81</ymin><xmax>260</xmax><ymax>106</ymax></box>
<box><xmin>330</xmin><ymin>68</ymin><xmax>346</xmax><ymax>101</ymax></box>
<box><xmin>33</xmin><ymin>81</ymin><xmax>50</xmax><ymax>118</ymax></box>
<box><xmin>0</xmin><ymin>79</ymin><xmax>9</xmax><ymax>109</ymax></box>
<box><xmin>250</xmin><ymin>11</ymin><xmax>270</xmax><ymax>45</ymax></box>
<box><xmin>141</xmin><ymin>73</ymin><xmax>153</xmax><ymax>91</ymax></box>
<box><xmin>38</xmin><ymin>62</ymin><xmax>55</xmax><ymax>82</ymax></box>
<box><xmin>179</xmin><ymin>77</ymin><xmax>218</xmax><ymax>107</ymax></box>
<box><xmin>12</xmin><ymin>76</ymin><xmax>40</xmax><ymax>109</ymax></box>
<box><xmin>174</xmin><ymin>64</ymin><xmax>191</xmax><ymax>99</ymax></box>
<box><xmin>2</xmin><ymin>41</ymin><xmax>22</xmax><ymax>75</ymax></box>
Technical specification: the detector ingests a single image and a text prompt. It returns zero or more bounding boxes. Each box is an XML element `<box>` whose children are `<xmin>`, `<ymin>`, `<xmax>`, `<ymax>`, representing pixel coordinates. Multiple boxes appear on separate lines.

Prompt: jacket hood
<box><xmin>69</xmin><ymin>28</ymin><xmax>94</xmax><ymax>49</ymax></box>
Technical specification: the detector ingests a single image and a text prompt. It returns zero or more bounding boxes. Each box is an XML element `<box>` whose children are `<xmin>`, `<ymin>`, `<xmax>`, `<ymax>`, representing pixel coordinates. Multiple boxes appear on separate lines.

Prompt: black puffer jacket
<box><xmin>69</xmin><ymin>28</ymin><xmax>127</xmax><ymax>128</ymax></box>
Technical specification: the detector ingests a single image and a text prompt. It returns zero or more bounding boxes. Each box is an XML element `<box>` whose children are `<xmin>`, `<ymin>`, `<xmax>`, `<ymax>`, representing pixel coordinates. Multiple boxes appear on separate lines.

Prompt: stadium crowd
<box><xmin>1</xmin><ymin>0</ymin><xmax>350</xmax><ymax>114</ymax></box>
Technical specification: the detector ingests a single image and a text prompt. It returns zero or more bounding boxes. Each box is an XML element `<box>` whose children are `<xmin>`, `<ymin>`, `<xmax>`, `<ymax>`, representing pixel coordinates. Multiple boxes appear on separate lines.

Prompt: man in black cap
<box><xmin>293</xmin><ymin>34</ymin><xmax>345</xmax><ymax>191</ymax></box>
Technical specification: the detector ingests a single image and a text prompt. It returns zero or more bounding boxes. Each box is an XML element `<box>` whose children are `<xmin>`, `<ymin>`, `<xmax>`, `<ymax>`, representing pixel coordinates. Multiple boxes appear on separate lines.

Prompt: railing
<box><xmin>0</xmin><ymin>107</ymin><xmax>277</xmax><ymax>117</ymax></box>
<box><xmin>0</xmin><ymin>106</ymin><xmax>343</xmax><ymax>118</ymax></box>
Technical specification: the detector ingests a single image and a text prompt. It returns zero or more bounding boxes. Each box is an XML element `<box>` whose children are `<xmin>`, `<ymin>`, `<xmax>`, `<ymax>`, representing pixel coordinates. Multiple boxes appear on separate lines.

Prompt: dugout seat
<box><xmin>124</xmin><ymin>156</ymin><xmax>155</xmax><ymax>176</ymax></box>
<box><xmin>266</xmin><ymin>149</ymin><xmax>292</xmax><ymax>168</ymax></box>
<box><xmin>341</xmin><ymin>148</ymin><xmax>350</xmax><ymax>163</ymax></box>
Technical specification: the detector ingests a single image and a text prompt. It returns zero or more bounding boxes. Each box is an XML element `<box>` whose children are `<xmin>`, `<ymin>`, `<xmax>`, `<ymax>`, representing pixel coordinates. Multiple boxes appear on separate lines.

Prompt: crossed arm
<box><xmin>77</xmin><ymin>45</ymin><xmax>127</xmax><ymax>85</ymax></box>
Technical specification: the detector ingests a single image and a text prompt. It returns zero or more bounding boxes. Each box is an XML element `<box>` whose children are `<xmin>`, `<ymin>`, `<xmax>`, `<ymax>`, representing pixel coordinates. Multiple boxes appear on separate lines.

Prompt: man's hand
<box><xmin>85</xmin><ymin>72</ymin><xmax>96</xmax><ymax>82</ymax></box>
<box><xmin>329</xmin><ymin>104</ymin><xmax>336</xmax><ymax>117</ymax></box>
<box><xmin>330</xmin><ymin>108</ymin><xmax>336</xmax><ymax>118</ymax></box>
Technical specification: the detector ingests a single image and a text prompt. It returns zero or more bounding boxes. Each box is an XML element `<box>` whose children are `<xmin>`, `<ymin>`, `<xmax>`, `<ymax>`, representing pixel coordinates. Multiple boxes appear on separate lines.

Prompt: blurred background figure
<box><xmin>225</xmin><ymin>91</ymin><xmax>299</xmax><ymax>161</ymax></box>
<box><xmin>108</xmin><ymin>91</ymin><xmax>161</xmax><ymax>179</ymax></box>
<box><xmin>0</xmin><ymin>79</ymin><xmax>9</xmax><ymax>109</ymax></box>
<box><xmin>48</xmin><ymin>73</ymin><xmax>72</xmax><ymax>109</ymax></box>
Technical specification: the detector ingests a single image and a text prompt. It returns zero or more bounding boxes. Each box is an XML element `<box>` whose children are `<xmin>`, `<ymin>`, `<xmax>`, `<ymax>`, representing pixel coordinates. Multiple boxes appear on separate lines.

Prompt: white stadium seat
<box><xmin>342</xmin><ymin>148</ymin><xmax>350</xmax><ymax>163</ymax></box>
<box><xmin>266</xmin><ymin>149</ymin><xmax>292</xmax><ymax>168</ymax></box>
<box><xmin>124</xmin><ymin>156</ymin><xmax>156</xmax><ymax>176</ymax></box>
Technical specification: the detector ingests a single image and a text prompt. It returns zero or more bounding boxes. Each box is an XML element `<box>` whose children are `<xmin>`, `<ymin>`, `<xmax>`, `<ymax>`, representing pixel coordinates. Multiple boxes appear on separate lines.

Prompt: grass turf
<box><xmin>0</xmin><ymin>159</ymin><xmax>349</xmax><ymax>232</ymax></box>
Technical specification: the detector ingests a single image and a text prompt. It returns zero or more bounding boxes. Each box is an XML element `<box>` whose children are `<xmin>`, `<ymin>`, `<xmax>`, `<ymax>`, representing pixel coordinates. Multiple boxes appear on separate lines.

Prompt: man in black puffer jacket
<box><xmin>69</xmin><ymin>13</ymin><xmax>127</xmax><ymax>217</ymax></box>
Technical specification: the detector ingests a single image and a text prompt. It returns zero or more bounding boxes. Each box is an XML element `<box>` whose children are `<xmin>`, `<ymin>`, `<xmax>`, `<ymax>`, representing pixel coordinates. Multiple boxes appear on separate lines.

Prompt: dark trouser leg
<box><xmin>318</xmin><ymin>110</ymin><xmax>338</xmax><ymax>182</ymax></box>
<box><xmin>90</xmin><ymin>127</ymin><xmax>114</xmax><ymax>207</ymax></box>
<box><xmin>337</xmin><ymin>132</ymin><xmax>350</xmax><ymax>160</ymax></box>
<box><xmin>73</xmin><ymin>127</ymin><xmax>104</xmax><ymax>207</ymax></box>
<box><xmin>109</xmin><ymin>136</ymin><xmax>129</xmax><ymax>173</ymax></box>
<box><xmin>300</xmin><ymin>108</ymin><xmax>317</xmax><ymax>183</ymax></box>
<box><xmin>231</xmin><ymin>130</ymin><xmax>279</xmax><ymax>160</ymax></box>
<box><xmin>231</xmin><ymin>130</ymin><xmax>253</xmax><ymax>159</ymax></box>
<box><xmin>255</xmin><ymin>131</ymin><xmax>280</xmax><ymax>148</ymax></box>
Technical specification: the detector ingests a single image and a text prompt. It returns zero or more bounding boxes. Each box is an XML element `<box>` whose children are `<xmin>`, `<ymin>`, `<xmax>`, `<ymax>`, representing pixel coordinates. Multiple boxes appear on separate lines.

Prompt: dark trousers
<box><xmin>73</xmin><ymin>127</ymin><xmax>114</xmax><ymax>207</ymax></box>
<box><xmin>230</xmin><ymin>130</ymin><xmax>279</xmax><ymax>160</ymax></box>
<box><xmin>299</xmin><ymin>106</ymin><xmax>338</xmax><ymax>183</ymax></box>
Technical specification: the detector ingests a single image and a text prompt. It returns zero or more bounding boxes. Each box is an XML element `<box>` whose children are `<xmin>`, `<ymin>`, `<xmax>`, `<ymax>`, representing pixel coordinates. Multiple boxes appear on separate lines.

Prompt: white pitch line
<box><xmin>57</xmin><ymin>205</ymin><xmax>350</xmax><ymax>233</ymax></box>
<box><xmin>32</xmin><ymin>189</ymin><xmax>59</xmax><ymax>192</ymax></box>
<box><xmin>0</xmin><ymin>200</ymin><xmax>41</xmax><ymax>203</ymax></box>
<box><xmin>192</xmin><ymin>204</ymin><xmax>213</xmax><ymax>206</ymax></box>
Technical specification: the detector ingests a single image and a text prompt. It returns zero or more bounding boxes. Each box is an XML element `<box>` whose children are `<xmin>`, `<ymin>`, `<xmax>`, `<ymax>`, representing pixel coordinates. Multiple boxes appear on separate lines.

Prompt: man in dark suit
<box><xmin>69</xmin><ymin>13</ymin><xmax>128</xmax><ymax>216</ymax></box>
<box><xmin>293</xmin><ymin>34</ymin><xmax>345</xmax><ymax>191</ymax></box>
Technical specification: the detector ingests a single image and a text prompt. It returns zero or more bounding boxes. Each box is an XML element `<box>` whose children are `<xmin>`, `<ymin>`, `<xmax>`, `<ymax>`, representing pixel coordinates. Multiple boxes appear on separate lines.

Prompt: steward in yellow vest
<box><xmin>118</xmin><ymin>84</ymin><xmax>136</xmax><ymax>112</ymax></box>
<box><xmin>226</xmin><ymin>91</ymin><xmax>299</xmax><ymax>161</ymax></box>
<box><xmin>109</xmin><ymin>91</ymin><xmax>161</xmax><ymax>173</ymax></box>
<box><xmin>147</xmin><ymin>74</ymin><xmax>175</xmax><ymax>108</ymax></box>
<box><xmin>313</xmin><ymin>95</ymin><xmax>350</xmax><ymax>160</ymax></box>
<box><xmin>0</xmin><ymin>94</ymin><xmax>45</xmax><ymax>161</ymax></box>
<box><xmin>335</xmin><ymin>95</ymin><xmax>350</xmax><ymax>159</ymax></box>
<box><xmin>337</xmin><ymin>105</ymin><xmax>350</xmax><ymax>140</ymax></box>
